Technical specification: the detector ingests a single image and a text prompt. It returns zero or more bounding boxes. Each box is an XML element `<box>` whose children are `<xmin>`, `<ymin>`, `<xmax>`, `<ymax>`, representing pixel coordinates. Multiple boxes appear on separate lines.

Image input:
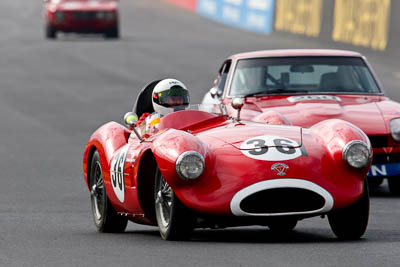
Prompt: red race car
<box><xmin>43</xmin><ymin>0</ymin><xmax>119</xmax><ymax>39</ymax></box>
<box><xmin>83</xmin><ymin>80</ymin><xmax>372</xmax><ymax>240</ymax></box>
<box><xmin>203</xmin><ymin>49</ymin><xmax>400</xmax><ymax>194</ymax></box>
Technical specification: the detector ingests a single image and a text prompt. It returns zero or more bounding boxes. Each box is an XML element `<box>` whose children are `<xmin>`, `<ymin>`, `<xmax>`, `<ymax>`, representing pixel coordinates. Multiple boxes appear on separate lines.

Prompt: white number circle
<box><xmin>240</xmin><ymin>135</ymin><xmax>302</xmax><ymax>161</ymax></box>
<box><xmin>110</xmin><ymin>145</ymin><xmax>129</xmax><ymax>203</ymax></box>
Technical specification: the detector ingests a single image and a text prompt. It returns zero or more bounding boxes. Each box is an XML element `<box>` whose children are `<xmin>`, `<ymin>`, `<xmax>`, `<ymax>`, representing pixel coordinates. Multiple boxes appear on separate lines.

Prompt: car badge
<box><xmin>271</xmin><ymin>163</ymin><xmax>289</xmax><ymax>176</ymax></box>
<box><xmin>383</xmin><ymin>147</ymin><xmax>393</xmax><ymax>154</ymax></box>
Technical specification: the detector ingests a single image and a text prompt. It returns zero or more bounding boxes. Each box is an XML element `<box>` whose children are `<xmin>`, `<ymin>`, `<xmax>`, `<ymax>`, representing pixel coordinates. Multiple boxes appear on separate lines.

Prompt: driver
<box><xmin>136</xmin><ymin>78</ymin><xmax>190</xmax><ymax>132</ymax></box>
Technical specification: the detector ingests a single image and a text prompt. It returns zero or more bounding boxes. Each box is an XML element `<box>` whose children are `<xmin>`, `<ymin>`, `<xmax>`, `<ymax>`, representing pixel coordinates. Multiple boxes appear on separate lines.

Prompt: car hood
<box><xmin>197</xmin><ymin>122</ymin><xmax>303</xmax><ymax>150</ymax></box>
<box><xmin>243</xmin><ymin>95</ymin><xmax>389</xmax><ymax>135</ymax></box>
<box><xmin>57</xmin><ymin>0</ymin><xmax>117</xmax><ymax>11</ymax></box>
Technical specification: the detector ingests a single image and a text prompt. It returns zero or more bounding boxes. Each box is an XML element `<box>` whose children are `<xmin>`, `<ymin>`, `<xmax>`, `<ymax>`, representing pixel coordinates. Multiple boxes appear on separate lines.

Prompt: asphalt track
<box><xmin>1</xmin><ymin>0</ymin><xmax>400</xmax><ymax>266</ymax></box>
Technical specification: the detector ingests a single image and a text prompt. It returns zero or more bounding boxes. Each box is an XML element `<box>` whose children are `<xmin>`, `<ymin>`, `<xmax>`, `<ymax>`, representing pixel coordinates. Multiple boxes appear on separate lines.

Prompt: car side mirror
<box><xmin>124</xmin><ymin>112</ymin><xmax>138</xmax><ymax>127</ymax></box>
<box><xmin>209</xmin><ymin>87</ymin><xmax>223</xmax><ymax>99</ymax></box>
<box><xmin>231</xmin><ymin>98</ymin><xmax>244</xmax><ymax>121</ymax></box>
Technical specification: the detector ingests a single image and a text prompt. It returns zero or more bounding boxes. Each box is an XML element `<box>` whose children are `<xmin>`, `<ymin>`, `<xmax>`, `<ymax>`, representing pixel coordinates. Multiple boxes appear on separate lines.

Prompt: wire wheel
<box><xmin>89</xmin><ymin>150</ymin><xmax>127</xmax><ymax>233</ymax></box>
<box><xmin>154</xmin><ymin>167</ymin><xmax>194</xmax><ymax>240</ymax></box>
<box><xmin>155</xmin><ymin>176</ymin><xmax>173</xmax><ymax>229</ymax></box>
<box><xmin>90</xmin><ymin>160</ymin><xmax>105</xmax><ymax>224</ymax></box>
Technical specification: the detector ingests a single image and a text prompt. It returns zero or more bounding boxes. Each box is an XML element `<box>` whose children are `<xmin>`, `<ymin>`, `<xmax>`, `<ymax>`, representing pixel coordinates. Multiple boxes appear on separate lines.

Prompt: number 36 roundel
<box><xmin>110</xmin><ymin>145</ymin><xmax>129</xmax><ymax>203</ymax></box>
<box><xmin>240</xmin><ymin>135</ymin><xmax>306</xmax><ymax>161</ymax></box>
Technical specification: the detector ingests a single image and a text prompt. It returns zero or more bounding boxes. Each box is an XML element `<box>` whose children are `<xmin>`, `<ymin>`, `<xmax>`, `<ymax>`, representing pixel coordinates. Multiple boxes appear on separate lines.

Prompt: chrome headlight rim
<box><xmin>175</xmin><ymin>151</ymin><xmax>205</xmax><ymax>180</ymax></box>
<box><xmin>342</xmin><ymin>140</ymin><xmax>371</xmax><ymax>169</ymax></box>
<box><xmin>390</xmin><ymin>118</ymin><xmax>400</xmax><ymax>142</ymax></box>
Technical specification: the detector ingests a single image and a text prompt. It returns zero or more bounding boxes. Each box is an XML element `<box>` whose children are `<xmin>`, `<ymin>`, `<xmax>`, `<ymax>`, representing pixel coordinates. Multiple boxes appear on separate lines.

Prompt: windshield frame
<box><xmin>226</xmin><ymin>56</ymin><xmax>385</xmax><ymax>98</ymax></box>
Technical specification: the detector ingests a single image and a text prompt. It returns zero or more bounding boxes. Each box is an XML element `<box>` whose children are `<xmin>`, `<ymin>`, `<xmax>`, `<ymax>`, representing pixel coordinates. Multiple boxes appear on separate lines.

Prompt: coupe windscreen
<box><xmin>230</xmin><ymin>57</ymin><xmax>381</xmax><ymax>96</ymax></box>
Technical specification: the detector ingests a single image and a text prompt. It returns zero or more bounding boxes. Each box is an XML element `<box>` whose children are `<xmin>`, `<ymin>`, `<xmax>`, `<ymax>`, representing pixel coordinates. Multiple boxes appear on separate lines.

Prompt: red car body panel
<box><xmin>204</xmin><ymin>49</ymin><xmax>400</xmax><ymax>180</ymax></box>
<box><xmin>83</xmin><ymin>108</ymin><xmax>370</xmax><ymax>226</ymax></box>
<box><xmin>44</xmin><ymin>0</ymin><xmax>118</xmax><ymax>33</ymax></box>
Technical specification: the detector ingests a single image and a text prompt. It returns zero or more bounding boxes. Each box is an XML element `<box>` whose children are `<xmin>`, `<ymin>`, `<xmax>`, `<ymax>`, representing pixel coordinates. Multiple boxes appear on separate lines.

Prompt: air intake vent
<box><xmin>239</xmin><ymin>188</ymin><xmax>325</xmax><ymax>214</ymax></box>
<box><xmin>368</xmin><ymin>135</ymin><xmax>388</xmax><ymax>148</ymax></box>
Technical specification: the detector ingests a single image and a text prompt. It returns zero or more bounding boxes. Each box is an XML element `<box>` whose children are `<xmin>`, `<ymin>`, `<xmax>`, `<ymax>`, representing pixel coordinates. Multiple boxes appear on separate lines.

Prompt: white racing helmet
<box><xmin>152</xmin><ymin>79</ymin><xmax>190</xmax><ymax>116</ymax></box>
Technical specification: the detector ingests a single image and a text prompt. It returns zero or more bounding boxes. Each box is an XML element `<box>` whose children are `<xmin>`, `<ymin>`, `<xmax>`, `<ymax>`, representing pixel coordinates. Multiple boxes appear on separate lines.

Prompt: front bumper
<box><xmin>367</xmin><ymin>153</ymin><xmax>400</xmax><ymax>177</ymax></box>
<box><xmin>367</xmin><ymin>135</ymin><xmax>400</xmax><ymax>178</ymax></box>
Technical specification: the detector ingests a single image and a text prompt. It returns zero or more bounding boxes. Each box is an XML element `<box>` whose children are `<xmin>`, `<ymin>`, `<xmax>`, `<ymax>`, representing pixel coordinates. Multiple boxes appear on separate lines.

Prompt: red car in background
<box><xmin>43</xmin><ymin>0</ymin><xmax>119</xmax><ymax>39</ymax></box>
<box><xmin>203</xmin><ymin>49</ymin><xmax>400</xmax><ymax>194</ymax></box>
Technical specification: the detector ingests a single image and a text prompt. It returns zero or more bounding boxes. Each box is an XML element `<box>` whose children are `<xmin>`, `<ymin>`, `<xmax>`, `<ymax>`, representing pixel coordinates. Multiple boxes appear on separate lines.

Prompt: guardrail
<box><xmin>164</xmin><ymin>0</ymin><xmax>398</xmax><ymax>56</ymax></box>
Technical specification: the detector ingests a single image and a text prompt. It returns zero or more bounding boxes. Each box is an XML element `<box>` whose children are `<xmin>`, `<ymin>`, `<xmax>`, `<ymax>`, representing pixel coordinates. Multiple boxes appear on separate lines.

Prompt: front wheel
<box><xmin>45</xmin><ymin>22</ymin><xmax>57</xmax><ymax>39</ymax></box>
<box><xmin>328</xmin><ymin>181</ymin><xmax>369</xmax><ymax>240</ymax></box>
<box><xmin>388</xmin><ymin>177</ymin><xmax>400</xmax><ymax>195</ymax></box>
<box><xmin>367</xmin><ymin>177</ymin><xmax>383</xmax><ymax>188</ymax></box>
<box><xmin>105</xmin><ymin>25</ymin><xmax>119</xmax><ymax>39</ymax></box>
<box><xmin>89</xmin><ymin>151</ymin><xmax>128</xmax><ymax>233</ymax></box>
<box><xmin>154</xmin><ymin>167</ymin><xmax>194</xmax><ymax>240</ymax></box>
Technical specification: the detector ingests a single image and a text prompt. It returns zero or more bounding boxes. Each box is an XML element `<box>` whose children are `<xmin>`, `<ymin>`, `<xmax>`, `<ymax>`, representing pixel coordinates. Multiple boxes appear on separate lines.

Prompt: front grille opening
<box><xmin>72</xmin><ymin>12</ymin><xmax>97</xmax><ymax>21</ymax></box>
<box><xmin>368</xmin><ymin>135</ymin><xmax>388</xmax><ymax>148</ymax></box>
<box><xmin>239</xmin><ymin>188</ymin><xmax>325</xmax><ymax>214</ymax></box>
<box><xmin>373</xmin><ymin>153</ymin><xmax>400</xmax><ymax>164</ymax></box>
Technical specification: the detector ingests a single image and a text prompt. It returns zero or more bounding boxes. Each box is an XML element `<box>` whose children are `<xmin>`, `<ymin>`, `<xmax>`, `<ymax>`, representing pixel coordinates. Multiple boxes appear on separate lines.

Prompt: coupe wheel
<box><xmin>89</xmin><ymin>150</ymin><xmax>128</xmax><ymax>233</ymax></box>
<box><xmin>45</xmin><ymin>23</ymin><xmax>57</xmax><ymax>39</ymax></box>
<box><xmin>328</xmin><ymin>181</ymin><xmax>369</xmax><ymax>240</ymax></box>
<box><xmin>388</xmin><ymin>177</ymin><xmax>400</xmax><ymax>195</ymax></box>
<box><xmin>105</xmin><ymin>25</ymin><xmax>119</xmax><ymax>39</ymax></box>
<box><xmin>367</xmin><ymin>177</ymin><xmax>383</xmax><ymax>188</ymax></box>
<box><xmin>154</xmin><ymin>167</ymin><xmax>194</xmax><ymax>240</ymax></box>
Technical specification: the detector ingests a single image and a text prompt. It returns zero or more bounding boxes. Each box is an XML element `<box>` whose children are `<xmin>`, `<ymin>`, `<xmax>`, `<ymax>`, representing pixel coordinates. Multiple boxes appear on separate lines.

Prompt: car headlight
<box><xmin>342</xmin><ymin>140</ymin><xmax>371</xmax><ymax>169</ymax></box>
<box><xmin>390</xmin><ymin>118</ymin><xmax>400</xmax><ymax>142</ymax></box>
<box><xmin>176</xmin><ymin>151</ymin><xmax>205</xmax><ymax>180</ymax></box>
<box><xmin>54</xmin><ymin>11</ymin><xmax>65</xmax><ymax>23</ymax></box>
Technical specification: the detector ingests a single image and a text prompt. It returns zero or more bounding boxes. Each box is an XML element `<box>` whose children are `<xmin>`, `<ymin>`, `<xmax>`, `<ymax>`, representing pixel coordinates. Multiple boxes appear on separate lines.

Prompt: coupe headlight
<box><xmin>176</xmin><ymin>151</ymin><xmax>205</xmax><ymax>180</ymax></box>
<box><xmin>390</xmin><ymin>118</ymin><xmax>400</xmax><ymax>142</ymax></box>
<box><xmin>342</xmin><ymin>140</ymin><xmax>371</xmax><ymax>169</ymax></box>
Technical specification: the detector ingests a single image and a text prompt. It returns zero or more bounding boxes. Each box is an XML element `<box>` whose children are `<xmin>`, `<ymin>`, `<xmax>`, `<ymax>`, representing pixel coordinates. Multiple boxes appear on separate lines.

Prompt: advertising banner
<box><xmin>197</xmin><ymin>0</ymin><xmax>275</xmax><ymax>34</ymax></box>
<box><xmin>164</xmin><ymin>0</ymin><xmax>198</xmax><ymax>11</ymax></box>
<box><xmin>332</xmin><ymin>0</ymin><xmax>391</xmax><ymax>51</ymax></box>
<box><xmin>274</xmin><ymin>0</ymin><xmax>323</xmax><ymax>37</ymax></box>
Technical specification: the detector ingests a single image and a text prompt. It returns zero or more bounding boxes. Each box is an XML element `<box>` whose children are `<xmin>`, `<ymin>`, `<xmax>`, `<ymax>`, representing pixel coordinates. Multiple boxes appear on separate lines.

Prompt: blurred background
<box><xmin>0</xmin><ymin>0</ymin><xmax>399</xmax><ymax>266</ymax></box>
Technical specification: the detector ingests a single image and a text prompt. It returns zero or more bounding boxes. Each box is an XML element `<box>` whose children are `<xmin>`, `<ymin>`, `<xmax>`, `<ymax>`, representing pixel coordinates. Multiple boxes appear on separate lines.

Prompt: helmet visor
<box><xmin>153</xmin><ymin>86</ymin><xmax>189</xmax><ymax>107</ymax></box>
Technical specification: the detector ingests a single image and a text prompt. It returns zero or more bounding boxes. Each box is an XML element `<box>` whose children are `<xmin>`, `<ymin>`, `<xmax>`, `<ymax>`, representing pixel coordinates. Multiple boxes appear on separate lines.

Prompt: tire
<box><xmin>105</xmin><ymin>25</ymin><xmax>119</xmax><ymax>39</ymax></box>
<box><xmin>328</xmin><ymin>181</ymin><xmax>369</xmax><ymax>240</ymax></box>
<box><xmin>367</xmin><ymin>177</ymin><xmax>383</xmax><ymax>188</ymax></box>
<box><xmin>45</xmin><ymin>23</ymin><xmax>57</xmax><ymax>39</ymax></box>
<box><xmin>154</xmin><ymin>167</ymin><xmax>194</xmax><ymax>240</ymax></box>
<box><xmin>89</xmin><ymin>150</ymin><xmax>128</xmax><ymax>233</ymax></box>
<box><xmin>267</xmin><ymin>218</ymin><xmax>297</xmax><ymax>233</ymax></box>
<box><xmin>388</xmin><ymin>177</ymin><xmax>400</xmax><ymax>195</ymax></box>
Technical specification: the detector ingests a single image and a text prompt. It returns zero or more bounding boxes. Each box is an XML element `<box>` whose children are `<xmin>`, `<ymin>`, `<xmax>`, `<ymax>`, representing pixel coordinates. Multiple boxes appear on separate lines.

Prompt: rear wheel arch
<box><xmin>86</xmin><ymin>146</ymin><xmax>99</xmax><ymax>185</ymax></box>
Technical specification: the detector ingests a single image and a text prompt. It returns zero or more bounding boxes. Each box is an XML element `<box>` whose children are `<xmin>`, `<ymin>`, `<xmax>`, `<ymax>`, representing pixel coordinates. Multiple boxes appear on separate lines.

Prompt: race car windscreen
<box><xmin>229</xmin><ymin>57</ymin><xmax>381</xmax><ymax>96</ymax></box>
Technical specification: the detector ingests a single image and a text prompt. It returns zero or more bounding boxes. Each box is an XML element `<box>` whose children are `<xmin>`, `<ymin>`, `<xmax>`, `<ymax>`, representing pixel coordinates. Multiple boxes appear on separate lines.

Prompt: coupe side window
<box><xmin>216</xmin><ymin>60</ymin><xmax>231</xmax><ymax>93</ymax></box>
